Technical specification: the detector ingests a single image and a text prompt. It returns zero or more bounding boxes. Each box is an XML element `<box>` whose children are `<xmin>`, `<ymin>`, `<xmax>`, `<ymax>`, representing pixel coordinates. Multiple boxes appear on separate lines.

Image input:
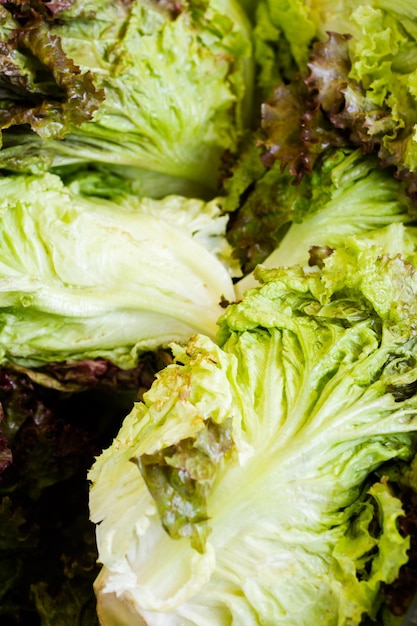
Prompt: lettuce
<box><xmin>254</xmin><ymin>0</ymin><xmax>417</xmax><ymax>199</ymax></box>
<box><xmin>252</xmin><ymin>0</ymin><xmax>315</xmax><ymax>99</ymax></box>
<box><xmin>0</xmin><ymin>356</ymin><xmax>162</xmax><ymax>625</ymax></box>
<box><xmin>222</xmin><ymin>145</ymin><xmax>417</xmax><ymax>291</ymax></box>
<box><xmin>0</xmin><ymin>0</ymin><xmax>254</xmax><ymax>193</ymax></box>
<box><xmin>0</xmin><ymin>2</ymin><xmax>104</xmax><ymax>137</ymax></box>
<box><xmin>89</xmin><ymin>231</ymin><xmax>417</xmax><ymax>625</ymax></box>
<box><xmin>0</xmin><ymin>172</ymin><xmax>236</xmax><ymax>369</ymax></box>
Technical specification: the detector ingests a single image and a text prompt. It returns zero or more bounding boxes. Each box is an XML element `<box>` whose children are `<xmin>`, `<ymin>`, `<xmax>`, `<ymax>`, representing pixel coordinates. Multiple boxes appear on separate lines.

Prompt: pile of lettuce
<box><xmin>224</xmin><ymin>0</ymin><xmax>417</xmax><ymax>281</ymax></box>
<box><xmin>2</xmin><ymin>0</ymin><xmax>417</xmax><ymax>624</ymax></box>
<box><xmin>0</xmin><ymin>0</ymin><xmax>253</xmax><ymax>623</ymax></box>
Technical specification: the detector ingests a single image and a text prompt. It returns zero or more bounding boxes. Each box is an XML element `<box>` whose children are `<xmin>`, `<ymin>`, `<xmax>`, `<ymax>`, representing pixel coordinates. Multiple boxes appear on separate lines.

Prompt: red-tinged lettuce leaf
<box><xmin>0</xmin><ymin>351</ymin><xmax>173</xmax><ymax>495</ymax></box>
<box><xmin>308</xmin><ymin>244</ymin><xmax>334</xmax><ymax>269</ymax></box>
<box><xmin>221</xmin><ymin>135</ymin><xmax>296</xmax><ymax>273</ymax></box>
<box><xmin>306</xmin><ymin>32</ymin><xmax>399</xmax><ymax>150</ymax></box>
<box><xmin>0</xmin><ymin>408</ymin><xmax>12</xmax><ymax>473</ymax></box>
<box><xmin>223</xmin><ymin>136</ymin><xmax>353</xmax><ymax>275</ymax></box>
<box><xmin>258</xmin><ymin>37</ymin><xmax>350</xmax><ymax>179</ymax></box>
<box><xmin>149</xmin><ymin>0</ymin><xmax>188</xmax><ymax>19</ymax></box>
<box><xmin>306</xmin><ymin>32</ymin><xmax>417</xmax><ymax>203</ymax></box>
<box><xmin>304</xmin><ymin>32</ymin><xmax>352</xmax><ymax>115</ymax></box>
<box><xmin>9</xmin><ymin>349</ymin><xmax>173</xmax><ymax>394</ymax></box>
<box><xmin>0</xmin><ymin>370</ymin><xmax>96</xmax><ymax>500</ymax></box>
<box><xmin>0</xmin><ymin>352</ymin><xmax>171</xmax><ymax>624</ymax></box>
<box><xmin>226</xmin><ymin>158</ymin><xmax>313</xmax><ymax>273</ymax></box>
<box><xmin>0</xmin><ymin>0</ymin><xmax>76</xmax><ymax>21</ymax></box>
<box><xmin>258</xmin><ymin>31</ymin><xmax>417</xmax><ymax>203</ymax></box>
<box><xmin>260</xmin><ymin>79</ymin><xmax>348</xmax><ymax>177</ymax></box>
<box><xmin>0</xmin><ymin>4</ymin><xmax>104</xmax><ymax>141</ymax></box>
<box><xmin>260</xmin><ymin>80</ymin><xmax>310</xmax><ymax>173</ymax></box>
<box><xmin>0</xmin><ymin>26</ymin><xmax>104</xmax><ymax>138</ymax></box>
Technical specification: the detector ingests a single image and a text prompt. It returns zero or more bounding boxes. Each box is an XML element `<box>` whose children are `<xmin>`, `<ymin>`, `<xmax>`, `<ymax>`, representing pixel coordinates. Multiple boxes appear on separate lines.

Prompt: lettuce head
<box><xmin>0</xmin><ymin>171</ymin><xmax>237</xmax><ymax>370</ymax></box>
<box><xmin>0</xmin><ymin>0</ymin><xmax>254</xmax><ymax>194</ymax></box>
<box><xmin>89</xmin><ymin>229</ymin><xmax>417</xmax><ymax>625</ymax></box>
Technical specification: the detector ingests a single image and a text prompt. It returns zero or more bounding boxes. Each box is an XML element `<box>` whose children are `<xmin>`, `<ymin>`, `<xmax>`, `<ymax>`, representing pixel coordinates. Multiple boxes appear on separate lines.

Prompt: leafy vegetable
<box><xmin>251</xmin><ymin>0</ymin><xmax>315</xmax><ymax>100</ymax></box>
<box><xmin>0</xmin><ymin>171</ymin><xmax>237</xmax><ymax>370</ymax></box>
<box><xmin>0</xmin><ymin>346</ymin><xmax>173</xmax><ymax>625</ymax></box>
<box><xmin>89</xmin><ymin>231</ymin><xmax>417</xmax><ymax>625</ymax></box>
<box><xmin>0</xmin><ymin>3</ymin><xmax>254</xmax><ymax>622</ymax></box>
<box><xmin>0</xmin><ymin>0</ymin><xmax>254</xmax><ymax>193</ymax></box>
<box><xmin>376</xmin><ymin>455</ymin><xmax>417</xmax><ymax>619</ymax></box>
<box><xmin>254</xmin><ymin>0</ymin><xmax>417</xmax><ymax>198</ymax></box>
<box><xmin>2</xmin><ymin>0</ymin><xmax>417</xmax><ymax>623</ymax></box>
<box><xmin>222</xmin><ymin>143</ymin><xmax>417</xmax><ymax>292</ymax></box>
<box><xmin>0</xmin><ymin>2</ymin><xmax>104</xmax><ymax>138</ymax></box>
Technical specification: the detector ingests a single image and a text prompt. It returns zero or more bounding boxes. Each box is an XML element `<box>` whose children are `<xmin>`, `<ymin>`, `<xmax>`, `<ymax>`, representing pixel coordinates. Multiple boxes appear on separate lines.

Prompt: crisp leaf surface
<box><xmin>89</xmin><ymin>235</ymin><xmax>417</xmax><ymax>625</ymax></box>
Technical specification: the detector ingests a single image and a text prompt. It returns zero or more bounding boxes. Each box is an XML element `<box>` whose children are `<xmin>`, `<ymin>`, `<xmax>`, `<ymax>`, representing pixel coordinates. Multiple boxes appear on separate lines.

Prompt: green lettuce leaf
<box><xmin>250</xmin><ymin>0</ymin><xmax>315</xmax><ymax>103</ymax></box>
<box><xmin>0</xmin><ymin>171</ymin><xmax>236</xmax><ymax>369</ymax></box>
<box><xmin>224</xmin><ymin>146</ymin><xmax>416</xmax><ymax>287</ymax></box>
<box><xmin>89</xmin><ymin>233</ymin><xmax>417</xmax><ymax>625</ymax></box>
